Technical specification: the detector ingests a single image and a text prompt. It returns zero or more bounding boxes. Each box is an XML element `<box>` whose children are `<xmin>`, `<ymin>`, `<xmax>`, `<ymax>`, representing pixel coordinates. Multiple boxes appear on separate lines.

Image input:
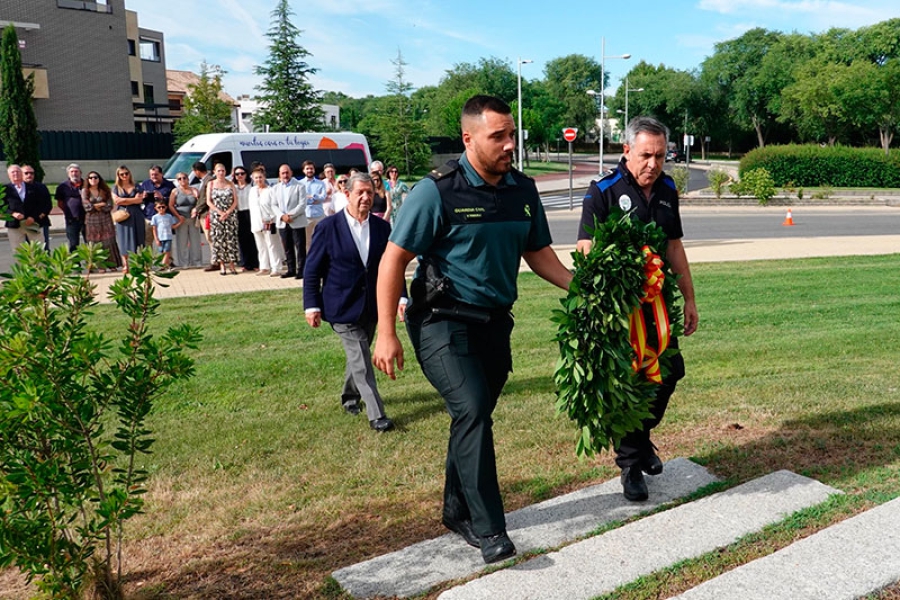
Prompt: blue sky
<box><xmin>127</xmin><ymin>0</ymin><xmax>900</xmax><ymax>100</ymax></box>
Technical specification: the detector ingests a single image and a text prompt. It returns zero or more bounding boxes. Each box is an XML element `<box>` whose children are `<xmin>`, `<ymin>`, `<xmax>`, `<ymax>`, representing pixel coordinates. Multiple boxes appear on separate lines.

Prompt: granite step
<box><xmin>438</xmin><ymin>470</ymin><xmax>840</xmax><ymax>600</ymax></box>
<box><xmin>332</xmin><ymin>457</ymin><xmax>718</xmax><ymax>598</ymax></box>
<box><xmin>672</xmin><ymin>495</ymin><xmax>900</xmax><ymax>600</ymax></box>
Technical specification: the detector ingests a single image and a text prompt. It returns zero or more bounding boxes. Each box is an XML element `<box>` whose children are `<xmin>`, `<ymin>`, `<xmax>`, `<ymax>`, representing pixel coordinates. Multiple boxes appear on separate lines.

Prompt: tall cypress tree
<box><xmin>253</xmin><ymin>0</ymin><xmax>323</xmax><ymax>132</ymax></box>
<box><xmin>0</xmin><ymin>24</ymin><xmax>43</xmax><ymax>180</ymax></box>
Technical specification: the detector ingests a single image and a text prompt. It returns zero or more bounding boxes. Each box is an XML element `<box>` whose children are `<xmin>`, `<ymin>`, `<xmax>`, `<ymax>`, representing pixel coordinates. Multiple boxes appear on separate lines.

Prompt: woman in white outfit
<box><xmin>249</xmin><ymin>166</ymin><xmax>286</xmax><ymax>276</ymax></box>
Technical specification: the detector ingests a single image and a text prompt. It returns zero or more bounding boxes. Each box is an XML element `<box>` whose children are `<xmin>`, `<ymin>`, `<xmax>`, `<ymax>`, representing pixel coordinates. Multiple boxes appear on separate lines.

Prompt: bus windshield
<box><xmin>162</xmin><ymin>152</ymin><xmax>203</xmax><ymax>181</ymax></box>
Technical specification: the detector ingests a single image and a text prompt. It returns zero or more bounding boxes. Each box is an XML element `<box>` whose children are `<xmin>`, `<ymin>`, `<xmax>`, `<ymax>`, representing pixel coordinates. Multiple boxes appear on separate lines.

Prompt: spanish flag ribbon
<box><xmin>629</xmin><ymin>246</ymin><xmax>671</xmax><ymax>383</ymax></box>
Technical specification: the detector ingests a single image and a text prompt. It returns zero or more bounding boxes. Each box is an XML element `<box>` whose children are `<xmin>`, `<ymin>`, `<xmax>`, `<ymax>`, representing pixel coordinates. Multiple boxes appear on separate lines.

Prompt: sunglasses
<box><xmin>88</xmin><ymin>175</ymin><xmax>100</xmax><ymax>180</ymax></box>
<box><xmin>337</xmin><ymin>179</ymin><xmax>348</xmax><ymax>184</ymax></box>
<box><xmin>177</xmin><ymin>176</ymin><xmax>187</xmax><ymax>180</ymax></box>
<box><xmin>234</xmin><ymin>172</ymin><xmax>246</xmax><ymax>176</ymax></box>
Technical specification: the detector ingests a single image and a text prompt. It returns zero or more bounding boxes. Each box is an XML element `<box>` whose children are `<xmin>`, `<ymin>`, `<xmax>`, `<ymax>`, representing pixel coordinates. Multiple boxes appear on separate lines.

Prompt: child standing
<box><xmin>150</xmin><ymin>200</ymin><xmax>182</xmax><ymax>270</ymax></box>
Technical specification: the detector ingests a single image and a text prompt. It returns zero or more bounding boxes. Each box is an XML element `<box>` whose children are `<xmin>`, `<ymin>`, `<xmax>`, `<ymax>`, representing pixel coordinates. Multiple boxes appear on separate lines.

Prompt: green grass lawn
<box><xmin>3</xmin><ymin>254</ymin><xmax>899</xmax><ymax>599</ymax></box>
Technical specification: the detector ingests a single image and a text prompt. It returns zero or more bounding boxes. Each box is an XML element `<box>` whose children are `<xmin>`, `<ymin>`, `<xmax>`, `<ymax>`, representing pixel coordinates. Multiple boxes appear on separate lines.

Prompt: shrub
<box><xmin>707</xmin><ymin>168</ymin><xmax>731</xmax><ymax>199</ymax></box>
<box><xmin>670</xmin><ymin>165</ymin><xmax>690</xmax><ymax>196</ymax></box>
<box><xmin>739</xmin><ymin>144</ymin><xmax>900</xmax><ymax>188</ymax></box>
<box><xmin>731</xmin><ymin>168</ymin><xmax>776</xmax><ymax>205</ymax></box>
<box><xmin>0</xmin><ymin>244</ymin><xmax>201</xmax><ymax>599</ymax></box>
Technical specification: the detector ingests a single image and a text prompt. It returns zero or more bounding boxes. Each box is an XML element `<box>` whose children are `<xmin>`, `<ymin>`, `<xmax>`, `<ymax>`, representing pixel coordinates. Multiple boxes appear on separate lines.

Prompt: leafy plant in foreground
<box><xmin>553</xmin><ymin>210</ymin><xmax>683</xmax><ymax>457</ymax></box>
<box><xmin>0</xmin><ymin>244</ymin><xmax>201</xmax><ymax>599</ymax></box>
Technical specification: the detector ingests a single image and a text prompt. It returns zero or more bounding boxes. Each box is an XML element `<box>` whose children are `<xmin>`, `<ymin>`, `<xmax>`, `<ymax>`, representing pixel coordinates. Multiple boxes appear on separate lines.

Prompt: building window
<box><xmin>169</xmin><ymin>98</ymin><xmax>182</xmax><ymax>112</ymax></box>
<box><xmin>57</xmin><ymin>0</ymin><xmax>112</xmax><ymax>13</ymax></box>
<box><xmin>131</xmin><ymin>81</ymin><xmax>139</xmax><ymax>97</ymax></box>
<box><xmin>143</xmin><ymin>84</ymin><xmax>154</xmax><ymax>105</ymax></box>
<box><xmin>139</xmin><ymin>38</ymin><xmax>161</xmax><ymax>62</ymax></box>
<box><xmin>128</xmin><ymin>39</ymin><xmax>136</xmax><ymax>56</ymax></box>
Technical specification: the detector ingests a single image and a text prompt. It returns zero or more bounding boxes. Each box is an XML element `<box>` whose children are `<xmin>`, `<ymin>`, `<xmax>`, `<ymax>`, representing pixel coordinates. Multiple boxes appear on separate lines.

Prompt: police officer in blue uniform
<box><xmin>577</xmin><ymin>116</ymin><xmax>699</xmax><ymax>502</ymax></box>
<box><xmin>373</xmin><ymin>95</ymin><xmax>572</xmax><ymax>564</ymax></box>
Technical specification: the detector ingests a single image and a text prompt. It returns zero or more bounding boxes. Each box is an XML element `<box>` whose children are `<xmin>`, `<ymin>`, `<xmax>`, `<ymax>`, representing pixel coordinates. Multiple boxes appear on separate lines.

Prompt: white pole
<box><xmin>517</xmin><ymin>58</ymin><xmax>532</xmax><ymax>172</ymax></box>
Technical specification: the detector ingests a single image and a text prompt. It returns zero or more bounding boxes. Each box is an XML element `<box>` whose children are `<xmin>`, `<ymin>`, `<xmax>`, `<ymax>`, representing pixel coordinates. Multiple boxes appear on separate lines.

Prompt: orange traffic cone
<box><xmin>782</xmin><ymin>209</ymin><xmax>795</xmax><ymax>226</ymax></box>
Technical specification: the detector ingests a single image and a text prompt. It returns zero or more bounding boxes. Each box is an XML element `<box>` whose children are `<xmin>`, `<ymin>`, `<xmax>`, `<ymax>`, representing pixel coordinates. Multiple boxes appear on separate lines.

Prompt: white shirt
<box><xmin>343</xmin><ymin>209</ymin><xmax>370</xmax><ymax>265</ymax></box>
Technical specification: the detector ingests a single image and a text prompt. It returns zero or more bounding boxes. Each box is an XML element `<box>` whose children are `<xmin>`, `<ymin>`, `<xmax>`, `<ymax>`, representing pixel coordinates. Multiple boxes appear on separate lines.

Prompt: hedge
<box><xmin>739</xmin><ymin>144</ymin><xmax>900</xmax><ymax>188</ymax></box>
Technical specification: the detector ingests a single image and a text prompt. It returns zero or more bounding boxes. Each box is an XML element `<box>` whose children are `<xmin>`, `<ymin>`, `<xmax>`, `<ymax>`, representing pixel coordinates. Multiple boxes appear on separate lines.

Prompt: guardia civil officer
<box><xmin>576</xmin><ymin>116</ymin><xmax>699</xmax><ymax>502</ymax></box>
<box><xmin>373</xmin><ymin>95</ymin><xmax>573</xmax><ymax>564</ymax></box>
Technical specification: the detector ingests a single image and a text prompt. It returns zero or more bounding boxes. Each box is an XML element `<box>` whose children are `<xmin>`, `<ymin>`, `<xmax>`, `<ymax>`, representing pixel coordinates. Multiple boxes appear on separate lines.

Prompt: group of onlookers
<box><xmin>3</xmin><ymin>158</ymin><xmax>410</xmax><ymax>277</ymax></box>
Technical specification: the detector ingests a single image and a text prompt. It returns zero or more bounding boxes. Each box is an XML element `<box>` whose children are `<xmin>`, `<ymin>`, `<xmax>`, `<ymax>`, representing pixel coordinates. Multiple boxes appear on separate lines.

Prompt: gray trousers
<box><xmin>333</xmin><ymin>320</ymin><xmax>387</xmax><ymax>422</ymax></box>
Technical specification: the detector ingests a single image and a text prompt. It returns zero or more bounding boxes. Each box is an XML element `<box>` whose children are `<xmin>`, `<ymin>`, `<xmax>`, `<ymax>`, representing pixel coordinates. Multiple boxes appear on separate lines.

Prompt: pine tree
<box><xmin>253</xmin><ymin>0</ymin><xmax>323</xmax><ymax>132</ymax></box>
<box><xmin>0</xmin><ymin>24</ymin><xmax>43</xmax><ymax>181</ymax></box>
<box><xmin>368</xmin><ymin>50</ymin><xmax>431</xmax><ymax>175</ymax></box>
<box><xmin>173</xmin><ymin>61</ymin><xmax>233</xmax><ymax>146</ymax></box>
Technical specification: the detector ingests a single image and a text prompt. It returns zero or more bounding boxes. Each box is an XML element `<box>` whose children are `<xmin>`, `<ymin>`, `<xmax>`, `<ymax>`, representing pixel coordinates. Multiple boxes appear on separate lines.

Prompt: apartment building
<box><xmin>0</xmin><ymin>0</ymin><xmax>170</xmax><ymax>132</ymax></box>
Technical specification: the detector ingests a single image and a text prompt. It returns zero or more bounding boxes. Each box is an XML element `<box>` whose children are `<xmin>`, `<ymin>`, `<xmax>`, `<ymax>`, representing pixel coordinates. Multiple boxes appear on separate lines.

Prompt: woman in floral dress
<box><xmin>205</xmin><ymin>163</ymin><xmax>239</xmax><ymax>275</ymax></box>
<box><xmin>82</xmin><ymin>170</ymin><xmax>122</xmax><ymax>271</ymax></box>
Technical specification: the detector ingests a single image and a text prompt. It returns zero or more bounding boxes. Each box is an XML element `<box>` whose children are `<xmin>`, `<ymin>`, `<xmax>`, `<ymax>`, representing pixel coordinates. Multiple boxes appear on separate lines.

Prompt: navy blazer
<box><xmin>3</xmin><ymin>182</ymin><xmax>47</xmax><ymax>228</ymax></box>
<box><xmin>303</xmin><ymin>210</ymin><xmax>392</xmax><ymax>325</ymax></box>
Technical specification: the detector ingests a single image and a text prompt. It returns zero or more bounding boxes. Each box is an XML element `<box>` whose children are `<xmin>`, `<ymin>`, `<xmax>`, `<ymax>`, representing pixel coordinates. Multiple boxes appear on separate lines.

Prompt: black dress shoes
<box><xmin>641</xmin><ymin>453</ymin><xmax>664</xmax><ymax>476</ymax></box>
<box><xmin>621</xmin><ymin>466</ymin><xmax>649</xmax><ymax>501</ymax></box>
<box><xmin>480</xmin><ymin>531</ymin><xmax>516</xmax><ymax>564</ymax></box>
<box><xmin>280</xmin><ymin>271</ymin><xmax>296</xmax><ymax>279</ymax></box>
<box><xmin>442</xmin><ymin>516</ymin><xmax>480</xmax><ymax>548</ymax></box>
<box><xmin>343</xmin><ymin>402</ymin><xmax>361</xmax><ymax>416</ymax></box>
<box><xmin>369</xmin><ymin>417</ymin><xmax>394</xmax><ymax>432</ymax></box>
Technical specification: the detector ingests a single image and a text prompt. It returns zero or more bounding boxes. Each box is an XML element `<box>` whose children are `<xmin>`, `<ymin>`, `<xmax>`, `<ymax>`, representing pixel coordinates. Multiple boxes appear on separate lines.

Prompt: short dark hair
<box><xmin>149</xmin><ymin>165</ymin><xmax>163</xmax><ymax>173</ymax></box>
<box><xmin>302</xmin><ymin>160</ymin><xmax>316</xmax><ymax>169</ymax></box>
<box><xmin>192</xmin><ymin>161</ymin><xmax>208</xmax><ymax>173</ymax></box>
<box><xmin>461</xmin><ymin>95</ymin><xmax>512</xmax><ymax>122</ymax></box>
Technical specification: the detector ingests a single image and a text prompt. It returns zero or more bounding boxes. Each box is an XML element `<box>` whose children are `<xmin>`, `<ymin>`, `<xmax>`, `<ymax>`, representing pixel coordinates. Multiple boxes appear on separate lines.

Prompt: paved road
<box><xmin>544</xmin><ymin>205</ymin><xmax>900</xmax><ymax>245</ymax></box>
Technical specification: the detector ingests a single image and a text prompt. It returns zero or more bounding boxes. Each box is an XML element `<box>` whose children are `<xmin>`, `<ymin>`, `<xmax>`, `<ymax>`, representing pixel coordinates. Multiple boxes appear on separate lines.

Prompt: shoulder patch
<box><xmin>660</xmin><ymin>173</ymin><xmax>677</xmax><ymax>191</ymax></box>
<box><xmin>595</xmin><ymin>170</ymin><xmax>623</xmax><ymax>193</ymax></box>
<box><xmin>428</xmin><ymin>160</ymin><xmax>459</xmax><ymax>181</ymax></box>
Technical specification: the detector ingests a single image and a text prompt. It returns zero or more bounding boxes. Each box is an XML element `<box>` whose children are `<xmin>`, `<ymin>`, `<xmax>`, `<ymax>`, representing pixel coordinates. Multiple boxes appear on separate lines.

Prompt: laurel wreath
<box><xmin>552</xmin><ymin>209</ymin><xmax>684</xmax><ymax>457</ymax></box>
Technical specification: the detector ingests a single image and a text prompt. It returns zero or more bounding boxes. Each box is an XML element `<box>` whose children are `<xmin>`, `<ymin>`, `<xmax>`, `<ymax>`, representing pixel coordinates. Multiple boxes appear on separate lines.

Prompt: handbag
<box><xmin>112</xmin><ymin>208</ymin><xmax>130</xmax><ymax>223</ymax></box>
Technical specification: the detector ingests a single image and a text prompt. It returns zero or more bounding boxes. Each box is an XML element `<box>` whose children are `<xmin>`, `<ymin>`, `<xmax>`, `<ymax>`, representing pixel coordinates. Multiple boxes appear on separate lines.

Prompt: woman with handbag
<box><xmin>168</xmin><ymin>172</ymin><xmax>204</xmax><ymax>268</ymax></box>
<box><xmin>111</xmin><ymin>165</ymin><xmax>147</xmax><ymax>271</ymax></box>
<box><xmin>81</xmin><ymin>171</ymin><xmax>122</xmax><ymax>272</ymax></box>
<box><xmin>249</xmin><ymin>166</ymin><xmax>285</xmax><ymax>276</ymax></box>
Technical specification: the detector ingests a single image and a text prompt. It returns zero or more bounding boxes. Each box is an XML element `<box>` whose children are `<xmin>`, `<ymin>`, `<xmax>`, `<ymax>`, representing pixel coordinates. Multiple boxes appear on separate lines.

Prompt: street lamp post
<box><xmin>623</xmin><ymin>76</ymin><xmax>644</xmax><ymax>130</ymax></box>
<box><xmin>594</xmin><ymin>36</ymin><xmax>631</xmax><ymax>174</ymax></box>
<box><xmin>517</xmin><ymin>57</ymin><xmax>532</xmax><ymax>172</ymax></box>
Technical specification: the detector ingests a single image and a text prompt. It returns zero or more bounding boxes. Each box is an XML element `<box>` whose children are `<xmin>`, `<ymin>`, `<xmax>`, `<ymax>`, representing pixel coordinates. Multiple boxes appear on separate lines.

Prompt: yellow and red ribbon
<box><xmin>629</xmin><ymin>246</ymin><xmax>670</xmax><ymax>383</ymax></box>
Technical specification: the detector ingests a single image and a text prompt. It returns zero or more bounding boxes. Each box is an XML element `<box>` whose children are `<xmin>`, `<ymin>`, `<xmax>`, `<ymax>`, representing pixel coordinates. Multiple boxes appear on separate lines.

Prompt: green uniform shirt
<box><xmin>390</xmin><ymin>153</ymin><xmax>553</xmax><ymax>309</ymax></box>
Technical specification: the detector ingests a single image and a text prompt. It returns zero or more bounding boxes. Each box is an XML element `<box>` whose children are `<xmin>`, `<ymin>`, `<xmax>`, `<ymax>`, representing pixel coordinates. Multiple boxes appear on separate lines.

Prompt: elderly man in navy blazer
<box><xmin>4</xmin><ymin>164</ymin><xmax>50</xmax><ymax>253</ymax></box>
<box><xmin>303</xmin><ymin>172</ymin><xmax>402</xmax><ymax>432</ymax></box>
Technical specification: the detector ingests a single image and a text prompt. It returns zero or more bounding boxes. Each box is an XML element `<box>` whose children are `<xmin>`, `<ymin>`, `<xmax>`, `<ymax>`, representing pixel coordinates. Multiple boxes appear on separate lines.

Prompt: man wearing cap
<box><xmin>576</xmin><ymin>115</ymin><xmax>698</xmax><ymax>502</ymax></box>
<box><xmin>55</xmin><ymin>163</ymin><xmax>86</xmax><ymax>251</ymax></box>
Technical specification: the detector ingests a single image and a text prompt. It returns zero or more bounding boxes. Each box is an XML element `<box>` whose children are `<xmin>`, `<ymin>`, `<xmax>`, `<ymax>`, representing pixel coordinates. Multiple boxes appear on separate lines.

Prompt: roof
<box><xmin>166</xmin><ymin>70</ymin><xmax>236</xmax><ymax>105</ymax></box>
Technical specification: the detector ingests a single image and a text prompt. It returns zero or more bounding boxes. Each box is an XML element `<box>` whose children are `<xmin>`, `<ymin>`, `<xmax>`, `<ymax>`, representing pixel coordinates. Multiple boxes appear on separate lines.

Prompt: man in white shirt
<box><xmin>301</xmin><ymin>160</ymin><xmax>327</xmax><ymax>251</ymax></box>
<box><xmin>303</xmin><ymin>172</ymin><xmax>403</xmax><ymax>432</ymax></box>
<box><xmin>271</xmin><ymin>164</ymin><xmax>308</xmax><ymax>279</ymax></box>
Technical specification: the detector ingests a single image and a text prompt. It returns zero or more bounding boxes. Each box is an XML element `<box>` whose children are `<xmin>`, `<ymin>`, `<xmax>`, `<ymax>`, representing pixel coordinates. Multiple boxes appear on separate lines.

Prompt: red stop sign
<box><xmin>562</xmin><ymin>127</ymin><xmax>578</xmax><ymax>142</ymax></box>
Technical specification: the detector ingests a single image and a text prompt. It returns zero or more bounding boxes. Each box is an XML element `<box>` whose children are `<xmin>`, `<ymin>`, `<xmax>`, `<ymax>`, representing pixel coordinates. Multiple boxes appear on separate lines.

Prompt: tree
<box><xmin>422</xmin><ymin>57</ymin><xmax>517</xmax><ymax>137</ymax></box>
<box><xmin>364</xmin><ymin>50</ymin><xmax>431</xmax><ymax>175</ymax></box>
<box><xmin>253</xmin><ymin>0</ymin><xmax>323</xmax><ymax>131</ymax></box>
<box><xmin>542</xmin><ymin>54</ymin><xmax>603</xmax><ymax>139</ymax></box>
<box><xmin>0</xmin><ymin>245</ymin><xmax>200</xmax><ymax>600</ymax></box>
<box><xmin>701</xmin><ymin>28</ymin><xmax>785</xmax><ymax>147</ymax></box>
<box><xmin>0</xmin><ymin>24</ymin><xmax>43</xmax><ymax>181</ymax></box>
<box><xmin>172</xmin><ymin>61</ymin><xmax>233</xmax><ymax>146</ymax></box>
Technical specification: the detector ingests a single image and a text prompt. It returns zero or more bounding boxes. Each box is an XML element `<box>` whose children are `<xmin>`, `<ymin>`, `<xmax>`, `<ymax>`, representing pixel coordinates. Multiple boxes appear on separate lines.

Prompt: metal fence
<box><xmin>0</xmin><ymin>131</ymin><xmax>176</xmax><ymax>162</ymax></box>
